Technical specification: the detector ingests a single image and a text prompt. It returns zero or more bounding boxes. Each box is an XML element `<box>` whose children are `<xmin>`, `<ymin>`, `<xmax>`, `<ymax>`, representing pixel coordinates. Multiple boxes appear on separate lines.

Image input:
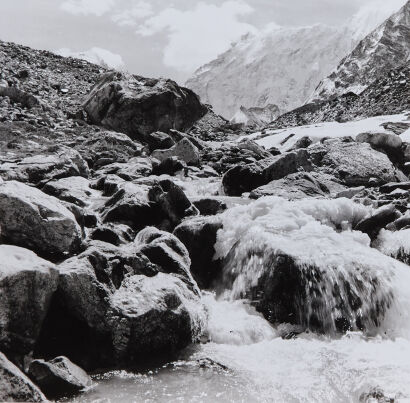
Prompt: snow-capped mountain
<box><xmin>231</xmin><ymin>104</ymin><xmax>280</xmax><ymax>127</ymax></box>
<box><xmin>186</xmin><ymin>2</ymin><xmax>407</xmax><ymax>120</ymax></box>
<box><xmin>310</xmin><ymin>0</ymin><xmax>410</xmax><ymax>102</ymax></box>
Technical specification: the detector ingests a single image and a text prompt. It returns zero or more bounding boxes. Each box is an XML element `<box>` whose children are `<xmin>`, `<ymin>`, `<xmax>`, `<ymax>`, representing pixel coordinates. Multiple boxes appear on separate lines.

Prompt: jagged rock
<box><xmin>102</xmin><ymin>182</ymin><xmax>153</xmax><ymax>230</ymax></box>
<box><xmin>147</xmin><ymin>179</ymin><xmax>199</xmax><ymax>230</ymax></box>
<box><xmin>0</xmin><ymin>245</ymin><xmax>58</xmax><ymax>361</ymax></box>
<box><xmin>356</xmin><ymin>131</ymin><xmax>403</xmax><ymax>162</ymax></box>
<box><xmin>291</xmin><ymin>136</ymin><xmax>313</xmax><ymax>150</ymax></box>
<box><xmin>42</xmin><ymin>176</ymin><xmax>98</xmax><ymax>207</ymax></box>
<box><xmin>0</xmin><ymin>181</ymin><xmax>82</xmax><ymax>259</ymax></box>
<box><xmin>311</xmin><ymin>138</ymin><xmax>404</xmax><ymax>186</ymax></box>
<box><xmin>136</xmin><ymin>227</ymin><xmax>193</xmax><ymax>281</ymax></box>
<box><xmin>145</xmin><ymin>131</ymin><xmax>175</xmax><ymax>152</ymax></box>
<box><xmin>0</xmin><ymin>352</ymin><xmax>46</xmax><ymax>402</ymax></box>
<box><xmin>151</xmin><ymin>138</ymin><xmax>200</xmax><ymax>166</ymax></box>
<box><xmin>83</xmin><ymin>72</ymin><xmax>207</xmax><ymax>141</ymax></box>
<box><xmin>90</xmin><ymin>223</ymin><xmax>135</xmax><ymax>246</ymax></box>
<box><xmin>94</xmin><ymin>174</ymin><xmax>125</xmax><ymax>196</ymax></box>
<box><xmin>75</xmin><ymin>130</ymin><xmax>143</xmax><ymax>169</ymax></box>
<box><xmin>0</xmin><ymin>146</ymin><xmax>89</xmax><ymax>185</ymax></box>
<box><xmin>152</xmin><ymin>156</ymin><xmax>185</xmax><ymax>176</ymax></box>
<box><xmin>222</xmin><ymin>160</ymin><xmax>271</xmax><ymax>196</ymax></box>
<box><xmin>28</xmin><ymin>356</ymin><xmax>92</xmax><ymax>399</ymax></box>
<box><xmin>36</xmin><ymin>239</ymin><xmax>203</xmax><ymax>369</ymax></box>
<box><xmin>380</xmin><ymin>181</ymin><xmax>410</xmax><ymax>193</ymax></box>
<box><xmin>174</xmin><ymin>216</ymin><xmax>223</xmax><ymax>288</ymax></box>
<box><xmin>354</xmin><ymin>204</ymin><xmax>401</xmax><ymax>240</ymax></box>
<box><xmin>108</xmin><ymin>273</ymin><xmax>205</xmax><ymax>364</ymax></box>
<box><xmin>249</xmin><ymin>172</ymin><xmax>344</xmax><ymax>200</ymax></box>
<box><xmin>94</xmin><ymin>157</ymin><xmax>153</xmax><ymax>181</ymax></box>
<box><xmin>336</xmin><ymin>186</ymin><xmax>365</xmax><ymax>199</ymax></box>
<box><xmin>193</xmin><ymin>198</ymin><xmax>227</xmax><ymax>216</ymax></box>
<box><xmin>222</xmin><ymin>149</ymin><xmax>313</xmax><ymax>196</ymax></box>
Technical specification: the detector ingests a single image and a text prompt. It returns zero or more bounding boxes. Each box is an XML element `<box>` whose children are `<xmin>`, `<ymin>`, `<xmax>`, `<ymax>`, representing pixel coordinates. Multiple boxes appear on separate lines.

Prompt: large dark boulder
<box><xmin>0</xmin><ymin>352</ymin><xmax>46</xmax><ymax>402</ymax></box>
<box><xmin>354</xmin><ymin>204</ymin><xmax>401</xmax><ymax>240</ymax></box>
<box><xmin>83</xmin><ymin>72</ymin><xmax>207</xmax><ymax>142</ymax></box>
<box><xmin>174</xmin><ymin>216</ymin><xmax>223</xmax><ymax>289</ymax></box>
<box><xmin>28</xmin><ymin>356</ymin><xmax>92</xmax><ymax>399</ymax></box>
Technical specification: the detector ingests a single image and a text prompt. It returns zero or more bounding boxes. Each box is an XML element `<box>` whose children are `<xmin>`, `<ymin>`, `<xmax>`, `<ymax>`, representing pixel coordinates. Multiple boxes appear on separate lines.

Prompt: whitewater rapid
<box><xmin>65</xmin><ymin>196</ymin><xmax>410</xmax><ymax>403</ymax></box>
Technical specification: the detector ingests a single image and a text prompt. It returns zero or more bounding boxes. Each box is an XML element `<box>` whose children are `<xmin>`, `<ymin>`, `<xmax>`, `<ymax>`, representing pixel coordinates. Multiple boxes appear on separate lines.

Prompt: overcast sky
<box><xmin>0</xmin><ymin>0</ymin><xmax>406</xmax><ymax>83</ymax></box>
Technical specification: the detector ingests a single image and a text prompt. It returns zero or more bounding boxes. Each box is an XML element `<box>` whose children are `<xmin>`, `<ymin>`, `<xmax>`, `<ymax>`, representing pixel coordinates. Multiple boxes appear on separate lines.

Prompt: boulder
<box><xmin>174</xmin><ymin>216</ymin><xmax>223</xmax><ymax>289</ymax></box>
<box><xmin>28</xmin><ymin>356</ymin><xmax>92</xmax><ymax>399</ymax></box>
<box><xmin>152</xmin><ymin>156</ymin><xmax>185</xmax><ymax>176</ymax></box>
<box><xmin>354</xmin><ymin>204</ymin><xmax>401</xmax><ymax>240</ymax></box>
<box><xmin>94</xmin><ymin>157</ymin><xmax>153</xmax><ymax>181</ymax></box>
<box><xmin>108</xmin><ymin>273</ymin><xmax>205</xmax><ymax>364</ymax></box>
<box><xmin>0</xmin><ymin>146</ymin><xmax>89</xmax><ymax>185</ymax></box>
<box><xmin>35</xmin><ymin>241</ymin><xmax>204</xmax><ymax>369</ymax></box>
<box><xmin>222</xmin><ymin>149</ymin><xmax>313</xmax><ymax>196</ymax></box>
<box><xmin>83</xmin><ymin>72</ymin><xmax>207</xmax><ymax>142</ymax></box>
<box><xmin>147</xmin><ymin>179</ymin><xmax>199</xmax><ymax>230</ymax></box>
<box><xmin>250</xmin><ymin>172</ymin><xmax>345</xmax><ymax>200</ymax></box>
<box><xmin>0</xmin><ymin>181</ymin><xmax>82</xmax><ymax>259</ymax></box>
<box><xmin>0</xmin><ymin>245</ymin><xmax>58</xmax><ymax>361</ymax></box>
<box><xmin>75</xmin><ymin>130</ymin><xmax>143</xmax><ymax>169</ymax></box>
<box><xmin>90</xmin><ymin>223</ymin><xmax>135</xmax><ymax>246</ymax></box>
<box><xmin>311</xmin><ymin>138</ymin><xmax>402</xmax><ymax>186</ymax></box>
<box><xmin>356</xmin><ymin>132</ymin><xmax>402</xmax><ymax>162</ymax></box>
<box><xmin>136</xmin><ymin>227</ymin><xmax>193</xmax><ymax>281</ymax></box>
<box><xmin>145</xmin><ymin>131</ymin><xmax>175</xmax><ymax>152</ymax></box>
<box><xmin>102</xmin><ymin>182</ymin><xmax>154</xmax><ymax>230</ymax></box>
<box><xmin>42</xmin><ymin>176</ymin><xmax>97</xmax><ymax>208</ymax></box>
<box><xmin>193</xmin><ymin>198</ymin><xmax>227</xmax><ymax>216</ymax></box>
<box><xmin>0</xmin><ymin>352</ymin><xmax>46</xmax><ymax>402</ymax></box>
<box><xmin>222</xmin><ymin>160</ymin><xmax>271</xmax><ymax>196</ymax></box>
<box><xmin>0</xmin><ymin>86</ymin><xmax>41</xmax><ymax>109</ymax></box>
<box><xmin>151</xmin><ymin>138</ymin><xmax>200</xmax><ymax>166</ymax></box>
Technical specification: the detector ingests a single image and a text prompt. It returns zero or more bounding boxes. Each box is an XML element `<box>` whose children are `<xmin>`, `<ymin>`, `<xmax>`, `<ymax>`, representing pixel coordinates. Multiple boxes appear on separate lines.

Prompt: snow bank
<box><xmin>246</xmin><ymin>113</ymin><xmax>409</xmax><ymax>152</ymax></box>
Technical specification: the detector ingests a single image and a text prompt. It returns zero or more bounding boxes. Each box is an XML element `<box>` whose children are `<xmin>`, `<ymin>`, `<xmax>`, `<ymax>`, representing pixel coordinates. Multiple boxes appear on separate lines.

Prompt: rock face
<box><xmin>311</xmin><ymin>1</ymin><xmax>410</xmax><ymax>102</ymax></box>
<box><xmin>0</xmin><ymin>352</ymin><xmax>46</xmax><ymax>402</ymax></box>
<box><xmin>0</xmin><ymin>245</ymin><xmax>58</xmax><ymax>361</ymax></box>
<box><xmin>151</xmin><ymin>138</ymin><xmax>200</xmax><ymax>166</ymax></box>
<box><xmin>83</xmin><ymin>72</ymin><xmax>207</xmax><ymax>142</ymax></box>
<box><xmin>230</xmin><ymin>104</ymin><xmax>280</xmax><ymax>128</ymax></box>
<box><xmin>28</xmin><ymin>356</ymin><xmax>92</xmax><ymax>399</ymax></box>
<box><xmin>0</xmin><ymin>181</ymin><xmax>82</xmax><ymax>259</ymax></box>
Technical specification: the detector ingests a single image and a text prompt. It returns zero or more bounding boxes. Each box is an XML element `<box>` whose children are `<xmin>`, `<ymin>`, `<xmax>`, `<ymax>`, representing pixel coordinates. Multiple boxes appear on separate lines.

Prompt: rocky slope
<box><xmin>185</xmin><ymin>4</ymin><xmax>403</xmax><ymax>120</ymax></box>
<box><xmin>268</xmin><ymin>62</ymin><xmax>409</xmax><ymax>129</ymax></box>
<box><xmin>311</xmin><ymin>0</ymin><xmax>410</xmax><ymax>102</ymax></box>
<box><xmin>1</xmin><ymin>38</ymin><xmax>410</xmax><ymax>402</ymax></box>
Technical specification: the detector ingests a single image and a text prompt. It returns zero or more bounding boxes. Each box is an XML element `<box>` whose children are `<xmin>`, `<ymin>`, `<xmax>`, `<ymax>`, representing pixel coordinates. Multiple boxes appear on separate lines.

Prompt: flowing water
<box><xmin>65</xmin><ymin>197</ymin><xmax>410</xmax><ymax>403</ymax></box>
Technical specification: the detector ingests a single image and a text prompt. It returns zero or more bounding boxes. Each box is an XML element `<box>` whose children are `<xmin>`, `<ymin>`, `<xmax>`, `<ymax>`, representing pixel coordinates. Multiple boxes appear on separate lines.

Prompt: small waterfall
<box><xmin>210</xmin><ymin>197</ymin><xmax>410</xmax><ymax>336</ymax></box>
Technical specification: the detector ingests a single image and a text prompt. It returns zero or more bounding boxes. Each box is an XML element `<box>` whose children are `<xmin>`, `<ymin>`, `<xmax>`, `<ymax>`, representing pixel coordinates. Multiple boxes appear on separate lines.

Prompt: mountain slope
<box><xmin>267</xmin><ymin>62</ymin><xmax>409</xmax><ymax>129</ymax></box>
<box><xmin>311</xmin><ymin>0</ymin><xmax>410</xmax><ymax>101</ymax></box>
<box><xmin>186</xmin><ymin>4</ymin><xmax>403</xmax><ymax>120</ymax></box>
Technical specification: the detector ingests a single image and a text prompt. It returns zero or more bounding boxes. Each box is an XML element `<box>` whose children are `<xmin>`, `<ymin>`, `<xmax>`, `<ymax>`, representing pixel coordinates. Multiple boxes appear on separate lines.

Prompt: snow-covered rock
<box><xmin>311</xmin><ymin>1</ymin><xmax>410</xmax><ymax>101</ymax></box>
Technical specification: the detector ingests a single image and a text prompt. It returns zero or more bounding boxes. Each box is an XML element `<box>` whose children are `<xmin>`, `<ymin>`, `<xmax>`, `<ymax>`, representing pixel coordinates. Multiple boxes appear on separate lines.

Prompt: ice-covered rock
<box><xmin>213</xmin><ymin>197</ymin><xmax>409</xmax><ymax>334</ymax></box>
